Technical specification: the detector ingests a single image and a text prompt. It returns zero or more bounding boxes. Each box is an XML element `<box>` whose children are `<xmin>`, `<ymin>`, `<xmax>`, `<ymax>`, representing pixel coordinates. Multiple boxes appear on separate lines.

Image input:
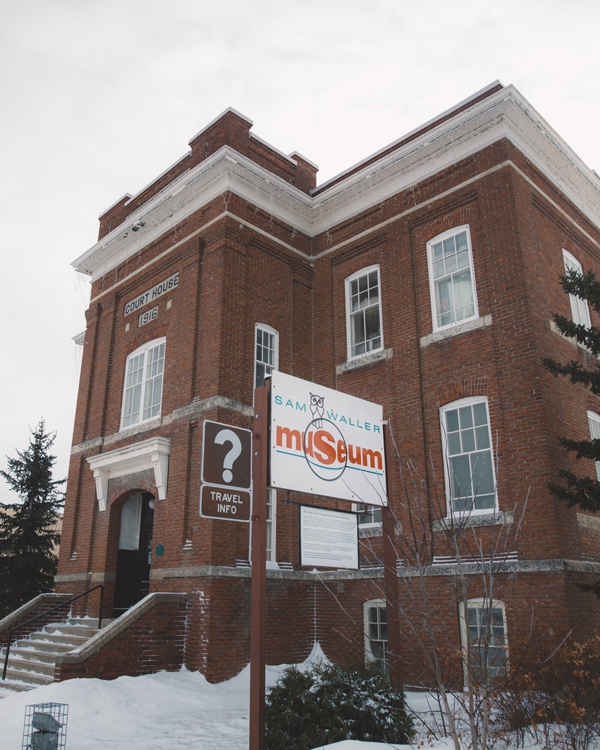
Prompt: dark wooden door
<box><xmin>113</xmin><ymin>493</ymin><xmax>155</xmax><ymax>616</ymax></box>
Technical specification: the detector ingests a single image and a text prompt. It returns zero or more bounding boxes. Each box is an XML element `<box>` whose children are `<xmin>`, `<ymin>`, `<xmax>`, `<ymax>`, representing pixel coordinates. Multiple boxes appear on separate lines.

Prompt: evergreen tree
<box><xmin>0</xmin><ymin>420</ymin><xmax>65</xmax><ymax>618</ymax></box>
<box><xmin>543</xmin><ymin>266</ymin><xmax>600</xmax><ymax>597</ymax></box>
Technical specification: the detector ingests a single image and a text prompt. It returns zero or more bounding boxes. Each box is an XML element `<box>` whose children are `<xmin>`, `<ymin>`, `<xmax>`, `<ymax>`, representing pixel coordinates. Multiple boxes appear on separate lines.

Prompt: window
<box><xmin>428</xmin><ymin>226</ymin><xmax>478</xmax><ymax>331</ymax></box>
<box><xmin>563</xmin><ymin>250</ymin><xmax>591</xmax><ymax>327</ymax></box>
<box><xmin>459</xmin><ymin>599</ymin><xmax>508</xmax><ymax>683</ymax></box>
<box><xmin>266</xmin><ymin>490</ymin><xmax>276</xmax><ymax>565</ymax></box>
<box><xmin>354</xmin><ymin>504</ymin><xmax>382</xmax><ymax>529</ymax></box>
<box><xmin>247</xmin><ymin>490</ymin><xmax>277</xmax><ymax>568</ymax></box>
<box><xmin>440</xmin><ymin>397</ymin><xmax>497</xmax><ymax>514</ymax></box>
<box><xmin>588</xmin><ymin>411</ymin><xmax>600</xmax><ymax>481</ymax></box>
<box><xmin>345</xmin><ymin>265</ymin><xmax>383</xmax><ymax>360</ymax></box>
<box><xmin>255</xmin><ymin>324</ymin><xmax>278</xmax><ymax>388</ymax></box>
<box><xmin>121</xmin><ymin>338</ymin><xmax>166</xmax><ymax>429</ymax></box>
<box><xmin>364</xmin><ymin>600</ymin><xmax>388</xmax><ymax>673</ymax></box>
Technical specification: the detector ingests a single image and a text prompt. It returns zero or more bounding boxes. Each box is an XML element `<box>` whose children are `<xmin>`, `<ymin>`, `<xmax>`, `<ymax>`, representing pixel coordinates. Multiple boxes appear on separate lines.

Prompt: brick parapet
<box><xmin>97</xmin><ymin>110</ymin><xmax>318</xmax><ymax>242</ymax></box>
<box><xmin>54</xmin><ymin>593</ymin><xmax>187</xmax><ymax>682</ymax></box>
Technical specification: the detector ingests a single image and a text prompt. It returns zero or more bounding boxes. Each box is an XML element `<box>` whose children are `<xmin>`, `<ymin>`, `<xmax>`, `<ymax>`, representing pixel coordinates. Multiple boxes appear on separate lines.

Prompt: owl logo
<box><xmin>310</xmin><ymin>393</ymin><xmax>325</xmax><ymax>427</ymax></box>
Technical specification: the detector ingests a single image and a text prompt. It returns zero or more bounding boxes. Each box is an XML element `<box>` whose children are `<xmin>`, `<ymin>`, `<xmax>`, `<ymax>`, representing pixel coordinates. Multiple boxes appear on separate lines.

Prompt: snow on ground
<box><xmin>0</xmin><ymin>645</ymin><xmax>457</xmax><ymax>749</ymax></box>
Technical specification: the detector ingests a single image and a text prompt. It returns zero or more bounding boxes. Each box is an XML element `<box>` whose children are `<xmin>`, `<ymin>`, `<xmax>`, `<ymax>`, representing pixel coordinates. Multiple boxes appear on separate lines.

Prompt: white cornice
<box><xmin>74</xmin><ymin>85</ymin><xmax>600</xmax><ymax>280</ymax></box>
<box><xmin>313</xmin><ymin>80</ymin><xmax>504</xmax><ymax>194</ymax></box>
<box><xmin>87</xmin><ymin>437</ymin><xmax>171</xmax><ymax>511</ymax></box>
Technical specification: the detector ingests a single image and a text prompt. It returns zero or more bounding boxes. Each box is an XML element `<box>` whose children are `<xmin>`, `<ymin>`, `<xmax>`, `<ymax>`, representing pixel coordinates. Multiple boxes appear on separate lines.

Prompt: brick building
<box><xmin>38</xmin><ymin>81</ymin><xmax>600</xmax><ymax>686</ymax></box>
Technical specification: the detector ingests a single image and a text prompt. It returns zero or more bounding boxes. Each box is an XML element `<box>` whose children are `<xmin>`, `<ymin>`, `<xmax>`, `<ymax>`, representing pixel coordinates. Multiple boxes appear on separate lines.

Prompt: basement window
<box><xmin>364</xmin><ymin>599</ymin><xmax>388</xmax><ymax>674</ymax></box>
<box><xmin>459</xmin><ymin>598</ymin><xmax>508</xmax><ymax>683</ymax></box>
<box><xmin>354</xmin><ymin>504</ymin><xmax>382</xmax><ymax>529</ymax></box>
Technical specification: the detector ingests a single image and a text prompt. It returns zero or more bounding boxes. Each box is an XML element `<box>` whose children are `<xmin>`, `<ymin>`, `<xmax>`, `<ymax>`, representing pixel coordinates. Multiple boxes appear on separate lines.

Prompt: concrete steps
<box><xmin>1</xmin><ymin>617</ymin><xmax>111</xmax><ymax>693</ymax></box>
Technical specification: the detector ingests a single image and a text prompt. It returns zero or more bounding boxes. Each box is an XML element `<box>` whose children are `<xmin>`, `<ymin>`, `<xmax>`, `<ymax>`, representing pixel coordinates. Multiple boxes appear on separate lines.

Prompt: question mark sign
<box><xmin>214</xmin><ymin>429</ymin><xmax>242</xmax><ymax>484</ymax></box>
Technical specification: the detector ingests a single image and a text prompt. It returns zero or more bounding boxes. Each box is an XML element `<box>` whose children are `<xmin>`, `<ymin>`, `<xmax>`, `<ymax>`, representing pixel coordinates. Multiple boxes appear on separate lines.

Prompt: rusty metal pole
<box><xmin>250</xmin><ymin>380</ymin><xmax>270</xmax><ymax>750</ymax></box>
<box><xmin>382</xmin><ymin>422</ymin><xmax>403</xmax><ymax>688</ymax></box>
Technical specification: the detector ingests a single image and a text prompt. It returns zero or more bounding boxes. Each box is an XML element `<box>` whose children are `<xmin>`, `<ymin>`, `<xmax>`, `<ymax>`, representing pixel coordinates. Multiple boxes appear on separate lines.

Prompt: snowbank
<box><xmin>0</xmin><ymin>643</ymin><xmax>453</xmax><ymax>750</ymax></box>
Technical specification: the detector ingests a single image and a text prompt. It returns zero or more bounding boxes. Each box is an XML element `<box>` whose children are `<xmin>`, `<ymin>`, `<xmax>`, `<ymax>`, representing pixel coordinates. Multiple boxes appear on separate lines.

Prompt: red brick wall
<box><xmin>57</xmin><ymin>100</ymin><xmax>600</xmax><ymax>686</ymax></box>
<box><xmin>54</xmin><ymin>597</ymin><xmax>187</xmax><ymax>682</ymax></box>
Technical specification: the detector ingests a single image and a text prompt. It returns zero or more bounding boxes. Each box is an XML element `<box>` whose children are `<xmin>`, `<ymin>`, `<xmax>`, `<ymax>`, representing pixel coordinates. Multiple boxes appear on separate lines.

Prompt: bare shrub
<box><xmin>493</xmin><ymin>633</ymin><xmax>600</xmax><ymax>750</ymax></box>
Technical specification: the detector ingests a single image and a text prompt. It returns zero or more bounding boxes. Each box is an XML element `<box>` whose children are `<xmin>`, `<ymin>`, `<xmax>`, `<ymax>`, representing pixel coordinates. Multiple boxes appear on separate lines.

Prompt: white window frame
<box><xmin>427</xmin><ymin>225</ymin><xmax>479</xmax><ymax>332</ymax></box>
<box><xmin>563</xmin><ymin>250</ymin><xmax>591</xmax><ymax>328</ymax></box>
<box><xmin>440</xmin><ymin>396</ymin><xmax>497</xmax><ymax>517</ymax></box>
<box><xmin>363</xmin><ymin>599</ymin><xmax>388</xmax><ymax>673</ymax></box>
<box><xmin>249</xmin><ymin>489</ymin><xmax>277</xmax><ymax>568</ymax></box>
<box><xmin>353</xmin><ymin>503</ymin><xmax>382</xmax><ymax>530</ymax></box>
<box><xmin>266</xmin><ymin>489</ymin><xmax>277</xmax><ymax>568</ymax></box>
<box><xmin>120</xmin><ymin>338</ymin><xmax>166</xmax><ymax>431</ymax></box>
<box><xmin>254</xmin><ymin>323</ymin><xmax>279</xmax><ymax>389</ymax></box>
<box><xmin>588</xmin><ymin>411</ymin><xmax>600</xmax><ymax>481</ymax></box>
<box><xmin>459</xmin><ymin>598</ymin><xmax>508</xmax><ymax>684</ymax></box>
<box><xmin>345</xmin><ymin>265</ymin><xmax>384</xmax><ymax>361</ymax></box>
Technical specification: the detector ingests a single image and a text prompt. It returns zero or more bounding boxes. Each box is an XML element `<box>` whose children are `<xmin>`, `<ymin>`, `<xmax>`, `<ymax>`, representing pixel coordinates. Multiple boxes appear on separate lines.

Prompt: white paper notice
<box><xmin>299</xmin><ymin>505</ymin><xmax>359</xmax><ymax>569</ymax></box>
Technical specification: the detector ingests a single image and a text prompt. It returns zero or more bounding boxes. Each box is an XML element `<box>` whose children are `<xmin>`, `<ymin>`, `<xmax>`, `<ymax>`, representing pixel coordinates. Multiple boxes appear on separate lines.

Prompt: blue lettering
<box><xmin>275</xmin><ymin>395</ymin><xmax>283</xmax><ymax>405</ymax></box>
<box><xmin>365</xmin><ymin>422</ymin><xmax>371</xmax><ymax>431</ymax></box>
<box><xmin>340</xmin><ymin>416</ymin><xmax>347</xmax><ymax>424</ymax></box>
<box><xmin>285</xmin><ymin>399</ymin><xmax>294</xmax><ymax>408</ymax></box>
<box><xmin>349</xmin><ymin>417</ymin><xmax>355</xmax><ymax>427</ymax></box>
<box><xmin>326</xmin><ymin>410</ymin><xmax>338</xmax><ymax>421</ymax></box>
<box><xmin>296</xmin><ymin>402</ymin><xmax>306</xmax><ymax>411</ymax></box>
<box><xmin>374</xmin><ymin>425</ymin><xmax>381</xmax><ymax>433</ymax></box>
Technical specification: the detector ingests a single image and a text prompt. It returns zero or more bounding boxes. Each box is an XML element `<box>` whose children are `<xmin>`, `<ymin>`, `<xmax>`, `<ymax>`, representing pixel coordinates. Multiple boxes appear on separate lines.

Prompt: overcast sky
<box><xmin>1</xmin><ymin>0</ymin><xmax>599</xmax><ymax>503</ymax></box>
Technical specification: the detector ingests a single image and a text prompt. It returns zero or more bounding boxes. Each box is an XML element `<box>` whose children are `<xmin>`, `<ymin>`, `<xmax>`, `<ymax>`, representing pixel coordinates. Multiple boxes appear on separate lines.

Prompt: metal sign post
<box><xmin>383</xmin><ymin>422</ymin><xmax>402</xmax><ymax>688</ymax></box>
<box><xmin>250</xmin><ymin>380</ymin><xmax>270</xmax><ymax>750</ymax></box>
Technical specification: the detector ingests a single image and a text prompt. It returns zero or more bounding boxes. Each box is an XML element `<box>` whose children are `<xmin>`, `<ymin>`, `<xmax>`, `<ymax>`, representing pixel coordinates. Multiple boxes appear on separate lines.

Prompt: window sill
<box><xmin>119</xmin><ymin>417</ymin><xmax>162</xmax><ymax>439</ymax></box>
<box><xmin>359</xmin><ymin>525</ymin><xmax>383</xmax><ymax>538</ymax></box>
<box><xmin>432</xmin><ymin>510</ymin><xmax>513</xmax><ymax>531</ymax></box>
<box><xmin>420</xmin><ymin>315</ymin><xmax>492</xmax><ymax>348</ymax></box>
<box><xmin>336</xmin><ymin>348</ymin><xmax>393</xmax><ymax>375</ymax></box>
<box><xmin>549</xmin><ymin>320</ymin><xmax>592</xmax><ymax>354</ymax></box>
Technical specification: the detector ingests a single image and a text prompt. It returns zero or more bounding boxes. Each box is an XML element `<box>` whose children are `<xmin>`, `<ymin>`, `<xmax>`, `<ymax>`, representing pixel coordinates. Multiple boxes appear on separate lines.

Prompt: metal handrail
<box><xmin>2</xmin><ymin>584</ymin><xmax>104</xmax><ymax>681</ymax></box>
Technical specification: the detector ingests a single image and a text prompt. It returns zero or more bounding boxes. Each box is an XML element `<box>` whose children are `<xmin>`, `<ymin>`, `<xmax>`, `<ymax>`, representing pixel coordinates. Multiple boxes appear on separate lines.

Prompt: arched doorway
<box><xmin>113</xmin><ymin>492</ymin><xmax>155</xmax><ymax>617</ymax></box>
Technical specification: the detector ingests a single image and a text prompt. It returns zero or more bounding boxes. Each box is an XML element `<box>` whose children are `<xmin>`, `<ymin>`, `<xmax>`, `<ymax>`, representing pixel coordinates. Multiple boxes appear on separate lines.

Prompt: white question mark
<box><xmin>214</xmin><ymin>429</ymin><xmax>242</xmax><ymax>484</ymax></box>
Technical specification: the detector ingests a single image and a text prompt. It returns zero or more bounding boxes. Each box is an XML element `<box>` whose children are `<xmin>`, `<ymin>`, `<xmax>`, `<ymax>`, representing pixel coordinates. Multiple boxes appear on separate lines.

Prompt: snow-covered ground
<box><xmin>0</xmin><ymin>643</ymin><xmax>452</xmax><ymax>750</ymax></box>
<box><xmin>0</xmin><ymin>645</ymin><xmax>546</xmax><ymax>750</ymax></box>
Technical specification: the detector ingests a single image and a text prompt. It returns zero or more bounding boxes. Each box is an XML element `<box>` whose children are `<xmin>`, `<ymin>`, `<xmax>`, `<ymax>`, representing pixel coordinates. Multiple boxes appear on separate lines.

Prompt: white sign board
<box><xmin>269</xmin><ymin>371</ymin><xmax>387</xmax><ymax>506</ymax></box>
<box><xmin>299</xmin><ymin>505</ymin><xmax>359</xmax><ymax>569</ymax></box>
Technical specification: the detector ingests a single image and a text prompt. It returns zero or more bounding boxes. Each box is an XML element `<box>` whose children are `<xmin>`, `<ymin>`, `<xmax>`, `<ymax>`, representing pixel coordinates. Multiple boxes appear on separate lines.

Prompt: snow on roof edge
<box><xmin>312</xmin><ymin>80</ymin><xmax>504</xmax><ymax>194</ymax></box>
<box><xmin>188</xmin><ymin>107</ymin><xmax>254</xmax><ymax>144</ymax></box>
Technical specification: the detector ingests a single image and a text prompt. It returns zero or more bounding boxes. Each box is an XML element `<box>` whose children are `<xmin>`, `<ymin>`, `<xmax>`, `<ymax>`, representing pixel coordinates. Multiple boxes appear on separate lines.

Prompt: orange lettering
<box><xmin>313</xmin><ymin>430</ymin><xmax>337</xmax><ymax>465</ymax></box>
<box><xmin>348</xmin><ymin>444</ymin><xmax>362</xmax><ymax>465</ymax></box>
<box><xmin>277</xmin><ymin>426</ymin><xmax>302</xmax><ymax>452</ymax></box>
<box><xmin>305</xmin><ymin>429</ymin><xmax>314</xmax><ymax>458</ymax></box>
<box><xmin>361</xmin><ymin>448</ymin><xmax>383</xmax><ymax>470</ymax></box>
